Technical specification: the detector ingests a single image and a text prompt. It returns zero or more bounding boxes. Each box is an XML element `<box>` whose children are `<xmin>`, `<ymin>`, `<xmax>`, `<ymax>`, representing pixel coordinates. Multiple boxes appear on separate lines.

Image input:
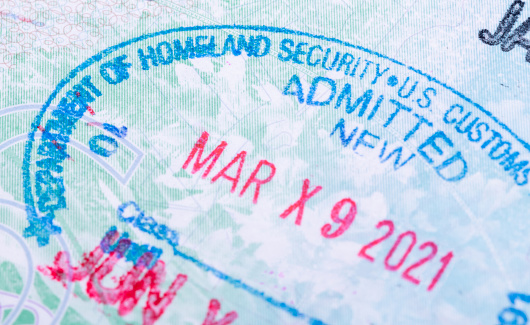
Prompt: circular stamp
<box><xmin>21</xmin><ymin>25</ymin><xmax>530</xmax><ymax>324</ymax></box>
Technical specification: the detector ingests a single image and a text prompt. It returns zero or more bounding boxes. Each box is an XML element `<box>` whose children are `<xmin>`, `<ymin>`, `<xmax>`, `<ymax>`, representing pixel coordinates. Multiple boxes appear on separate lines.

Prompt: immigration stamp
<box><xmin>10</xmin><ymin>23</ymin><xmax>530</xmax><ymax>324</ymax></box>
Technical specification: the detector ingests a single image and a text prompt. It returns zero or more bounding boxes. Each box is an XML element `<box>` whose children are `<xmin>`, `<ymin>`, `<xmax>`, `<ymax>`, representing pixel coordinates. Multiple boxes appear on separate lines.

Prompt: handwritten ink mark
<box><xmin>479</xmin><ymin>0</ymin><xmax>530</xmax><ymax>62</ymax></box>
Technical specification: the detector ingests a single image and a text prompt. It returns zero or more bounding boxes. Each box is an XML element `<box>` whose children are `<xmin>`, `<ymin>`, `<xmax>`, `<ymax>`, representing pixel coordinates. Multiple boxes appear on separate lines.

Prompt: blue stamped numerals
<box><xmin>498</xmin><ymin>292</ymin><xmax>530</xmax><ymax>325</ymax></box>
<box><xmin>89</xmin><ymin>55</ymin><xmax>131</xmax><ymax>157</ymax></box>
<box><xmin>89</xmin><ymin>123</ymin><xmax>127</xmax><ymax>157</ymax></box>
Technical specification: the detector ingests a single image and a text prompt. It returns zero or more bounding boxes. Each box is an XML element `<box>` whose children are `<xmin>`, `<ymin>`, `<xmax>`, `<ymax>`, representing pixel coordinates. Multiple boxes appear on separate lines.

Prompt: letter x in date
<box><xmin>181</xmin><ymin>131</ymin><xmax>357</xmax><ymax>238</ymax></box>
<box><xmin>182</xmin><ymin>132</ymin><xmax>453</xmax><ymax>291</ymax></box>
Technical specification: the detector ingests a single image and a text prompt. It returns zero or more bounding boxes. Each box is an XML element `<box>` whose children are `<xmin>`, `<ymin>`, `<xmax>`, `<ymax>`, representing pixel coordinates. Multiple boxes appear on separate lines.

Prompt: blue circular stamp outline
<box><xmin>22</xmin><ymin>25</ymin><xmax>530</xmax><ymax>234</ymax></box>
<box><xmin>20</xmin><ymin>24</ymin><xmax>530</xmax><ymax>325</ymax></box>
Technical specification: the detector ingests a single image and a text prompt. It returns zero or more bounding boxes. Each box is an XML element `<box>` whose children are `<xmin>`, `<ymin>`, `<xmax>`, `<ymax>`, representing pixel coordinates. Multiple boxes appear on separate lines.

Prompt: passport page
<box><xmin>1</xmin><ymin>1</ymin><xmax>530</xmax><ymax>324</ymax></box>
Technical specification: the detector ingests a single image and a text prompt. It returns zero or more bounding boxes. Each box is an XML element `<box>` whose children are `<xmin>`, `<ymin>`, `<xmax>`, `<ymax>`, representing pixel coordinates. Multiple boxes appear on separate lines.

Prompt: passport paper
<box><xmin>1</xmin><ymin>1</ymin><xmax>530</xmax><ymax>324</ymax></box>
